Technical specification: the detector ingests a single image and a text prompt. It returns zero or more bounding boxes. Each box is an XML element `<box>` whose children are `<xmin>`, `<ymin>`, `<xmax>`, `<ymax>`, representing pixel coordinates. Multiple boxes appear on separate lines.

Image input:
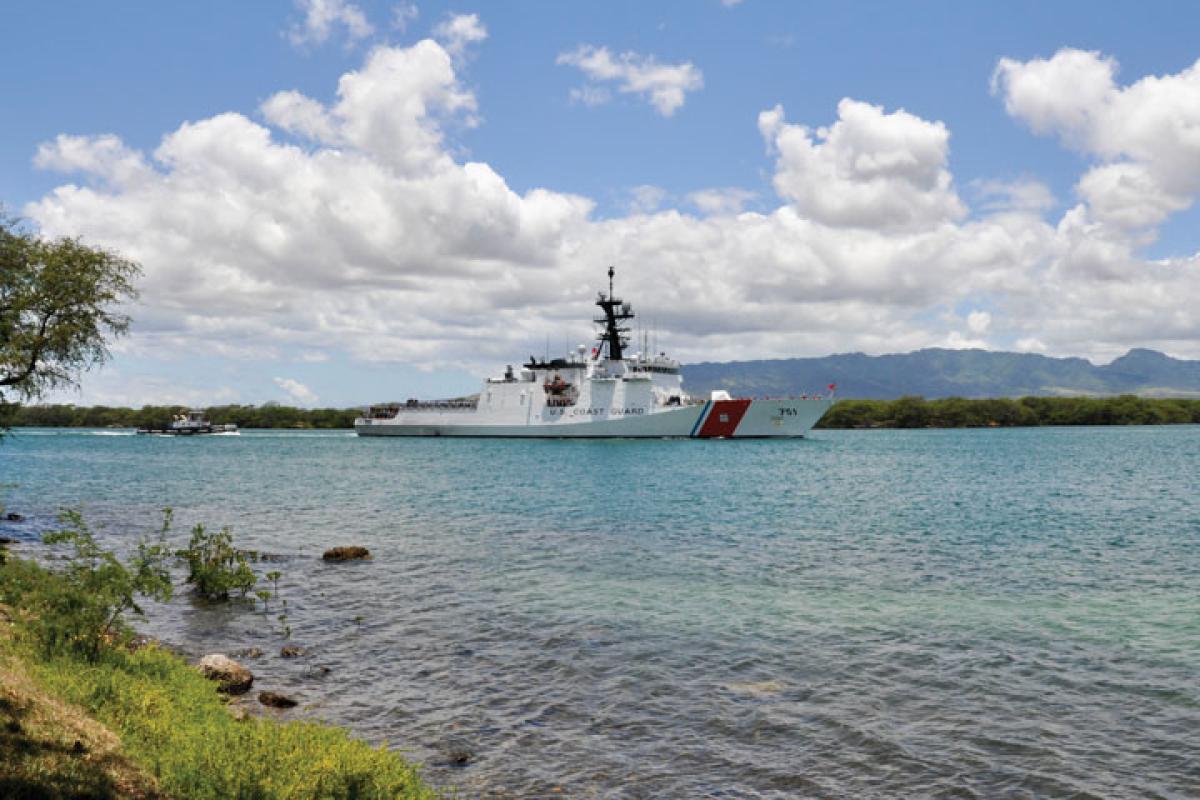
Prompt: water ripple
<box><xmin>2</xmin><ymin>426</ymin><xmax>1198</xmax><ymax>797</ymax></box>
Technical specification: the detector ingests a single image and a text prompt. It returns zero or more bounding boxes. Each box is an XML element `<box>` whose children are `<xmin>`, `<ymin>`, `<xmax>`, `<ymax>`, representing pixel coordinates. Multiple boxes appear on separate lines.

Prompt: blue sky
<box><xmin>4</xmin><ymin>1</ymin><xmax>1200</xmax><ymax>406</ymax></box>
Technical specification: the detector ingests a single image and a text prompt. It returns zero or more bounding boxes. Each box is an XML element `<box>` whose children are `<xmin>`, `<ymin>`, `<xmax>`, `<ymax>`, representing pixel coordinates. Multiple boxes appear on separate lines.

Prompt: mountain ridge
<box><xmin>680</xmin><ymin>347</ymin><xmax>1200</xmax><ymax>399</ymax></box>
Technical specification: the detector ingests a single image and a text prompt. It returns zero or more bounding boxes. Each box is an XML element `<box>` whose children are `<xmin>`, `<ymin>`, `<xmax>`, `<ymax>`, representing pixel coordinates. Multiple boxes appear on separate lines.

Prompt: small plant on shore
<box><xmin>177</xmin><ymin>522</ymin><xmax>257</xmax><ymax>600</ymax></box>
<box><xmin>0</xmin><ymin>509</ymin><xmax>173</xmax><ymax>660</ymax></box>
<box><xmin>266</xmin><ymin>569</ymin><xmax>282</xmax><ymax>596</ymax></box>
<box><xmin>253</xmin><ymin>569</ymin><xmax>288</xmax><ymax>626</ymax></box>
<box><xmin>277</xmin><ymin>597</ymin><xmax>292</xmax><ymax>640</ymax></box>
<box><xmin>1</xmin><ymin>548</ymin><xmax>443</xmax><ymax>799</ymax></box>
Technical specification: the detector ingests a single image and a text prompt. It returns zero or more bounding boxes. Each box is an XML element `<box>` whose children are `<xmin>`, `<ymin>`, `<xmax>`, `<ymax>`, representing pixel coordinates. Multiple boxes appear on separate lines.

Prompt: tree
<box><xmin>887</xmin><ymin>395</ymin><xmax>930</xmax><ymax>428</ymax></box>
<box><xmin>0</xmin><ymin>212</ymin><xmax>139</xmax><ymax>408</ymax></box>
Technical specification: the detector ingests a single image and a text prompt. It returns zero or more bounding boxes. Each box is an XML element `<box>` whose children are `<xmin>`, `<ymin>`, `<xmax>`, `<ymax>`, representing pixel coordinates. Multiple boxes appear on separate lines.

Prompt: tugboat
<box><xmin>137</xmin><ymin>410</ymin><xmax>239</xmax><ymax>436</ymax></box>
<box><xmin>355</xmin><ymin>269</ymin><xmax>835</xmax><ymax>438</ymax></box>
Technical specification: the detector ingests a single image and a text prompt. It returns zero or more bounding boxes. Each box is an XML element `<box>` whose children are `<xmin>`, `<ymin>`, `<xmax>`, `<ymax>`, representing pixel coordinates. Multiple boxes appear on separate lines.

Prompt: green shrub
<box><xmin>815</xmin><ymin>395</ymin><xmax>1200</xmax><ymax>428</ymax></box>
<box><xmin>1</xmin><ymin>548</ymin><xmax>443</xmax><ymax>800</ymax></box>
<box><xmin>178</xmin><ymin>523</ymin><xmax>257</xmax><ymax>600</ymax></box>
<box><xmin>2</xmin><ymin>509</ymin><xmax>173</xmax><ymax>661</ymax></box>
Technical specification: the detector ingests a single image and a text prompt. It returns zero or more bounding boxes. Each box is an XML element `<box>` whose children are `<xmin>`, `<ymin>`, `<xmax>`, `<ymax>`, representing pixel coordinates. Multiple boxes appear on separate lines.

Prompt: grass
<box><xmin>0</xmin><ymin>555</ymin><xmax>445</xmax><ymax>800</ymax></box>
<box><xmin>1</xmin><ymin>622</ymin><xmax>163</xmax><ymax>799</ymax></box>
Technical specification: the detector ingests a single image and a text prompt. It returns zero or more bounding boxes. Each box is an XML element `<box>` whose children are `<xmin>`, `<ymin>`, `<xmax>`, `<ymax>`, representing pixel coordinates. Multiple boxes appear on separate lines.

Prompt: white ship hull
<box><xmin>355</xmin><ymin>269</ymin><xmax>836</xmax><ymax>440</ymax></box>
<box><xmin>356</xmin><ymin>396</ymin><xmax>833</xmax><ymax>438</ymax></box>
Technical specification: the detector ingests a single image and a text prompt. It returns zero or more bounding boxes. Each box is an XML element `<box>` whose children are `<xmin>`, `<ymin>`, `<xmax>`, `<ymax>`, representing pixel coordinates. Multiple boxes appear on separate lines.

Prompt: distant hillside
<box><xmin>681</xmin><ymin>348</ymin><xmax>1200</xmax><ymax>399</ymax></box>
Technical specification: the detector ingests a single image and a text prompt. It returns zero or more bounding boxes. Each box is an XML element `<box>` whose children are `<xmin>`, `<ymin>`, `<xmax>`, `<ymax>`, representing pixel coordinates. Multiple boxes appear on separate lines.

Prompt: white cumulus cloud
<box><xmin>687</xmin><ymin>187</ymin><xmax>756</xmax><ymax>216</ymax></box>
<box><xmin>568</xmin><ymin>85</ymin><xmax>612</xmax><ymax>108</ymax></box>
<box><xmin>994</xmin><ymin>48</ymin><xmax>1200</xmax><ymax>234</ymax></box>
<box><xmin>557</xmin><ymin>45</ymin><xmax>703</xmax><ymax>117</ymax></box>
<box><xmin>966</xmin><ymin>310</ymin><xmax>992</xmax><ymax>335</ymax></box>
<box><xmin>33</xmin><ymin>134</ymin><xmax>151</xmax><ymax>188</ymax></box>
<box><xmin>23</xmin><ymin>38</ymin><xmax>1200</xmax><ymax>408</ymax></box>
<box><xmin>260</xmin><ymin>91</ymin><xmax>339</xmax><ymax>142</ymax></box>
<box><xmin>758</xmin><ymin>99</ymin><xmax>966</xmax><ymax>231</ymax></box>
<box><xmin>627</xmin><ymin>185</ymin><xmax>667</xmax><ymax>214</ymax></box>
<box><xmin>392</xmin><ymin>2</ymin><xmax>419</xmax><ymax>31</ymax></box>
<box><xmin>287</xmin><ymin>0</ymin><xmax>373</xmax><ymax>47</ymax></box>
<box><xmin>432</xmin><ymin>13</ymin><xmax>487</xmax><ymax>58</ymax></box>
<box><xmin>274</xmin><ymin>377</ymin><xmax>320</xmax><ymax>405</ymax></box>
<box><xmin>972</xmin><ymin>178</ymin><xmax>1056</xmax><ymax>213</ymax></box>
<box><xmin>259</xmin><ymin>40</ymin><xmax>477</xmax><ymax>175</ymax></box>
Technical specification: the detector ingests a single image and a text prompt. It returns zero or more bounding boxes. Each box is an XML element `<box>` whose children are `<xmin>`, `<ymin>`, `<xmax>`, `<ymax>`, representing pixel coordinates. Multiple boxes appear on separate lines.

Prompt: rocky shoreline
<box><xmin>0</xmin><ymin>526</ymin><xmax>441</xmax><ymax>799</ymax></box>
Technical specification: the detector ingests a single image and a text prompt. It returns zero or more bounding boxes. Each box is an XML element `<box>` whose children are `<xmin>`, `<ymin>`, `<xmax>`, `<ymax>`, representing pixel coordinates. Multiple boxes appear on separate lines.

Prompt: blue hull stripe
<box><xmin>689</xmin><ymin>401</ymin><xmax>712</xmax><ymax>437</ymax></box>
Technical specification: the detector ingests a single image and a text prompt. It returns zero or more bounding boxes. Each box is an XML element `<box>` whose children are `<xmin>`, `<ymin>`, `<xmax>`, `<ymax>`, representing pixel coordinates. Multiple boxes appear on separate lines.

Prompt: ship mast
<box><xmin>594</xmin><ymin>266</ymin><xmax>633</xmax><ymax>361</ymax></box>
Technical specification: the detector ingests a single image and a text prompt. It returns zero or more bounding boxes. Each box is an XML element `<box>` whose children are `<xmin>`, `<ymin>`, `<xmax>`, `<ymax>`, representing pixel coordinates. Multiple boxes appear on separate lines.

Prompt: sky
<box><xmin>3</xmin><ymin>0</ymin><xmax>1200</xmax><ymax>407</ymax></box>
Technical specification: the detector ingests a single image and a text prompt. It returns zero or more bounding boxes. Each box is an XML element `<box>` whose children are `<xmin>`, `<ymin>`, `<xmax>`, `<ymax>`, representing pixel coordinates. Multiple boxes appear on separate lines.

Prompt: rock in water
<box><xmin>279</xmin><ymin>645</ymin><xmax>305</xmax><ymax>658</ymax></box>
<box><xmin>322</xmin><ymin>546</ymin><xmax>371</xmax><ymax>562</ymax></box>
<box><xmin>438</xmin><ymin>737</ymin><xmax>473</xmax><ymax>767</ymax></box>
<box><xmin>4</xmin><ymin>513</ymin><xmax>23</xmax><ymax>522</ymax></box>
<box><xmin>198</xmin><ymin>654</ymin><xmax>254</xmax><ymax>694</ymax></box>
<box><xmin>258</xmin><ymin>691</ymin><xmax>298</xmax><ymax>709</ymax></box>
<box><xmin>444</xmin><ymin>747</ymin><xmax>472</xmax><ymax>767</ymax></box>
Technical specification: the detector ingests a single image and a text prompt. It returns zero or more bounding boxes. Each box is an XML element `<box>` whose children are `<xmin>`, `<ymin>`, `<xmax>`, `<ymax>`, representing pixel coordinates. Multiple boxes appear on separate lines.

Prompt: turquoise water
<box><xmin>2</xmin><ymin>426</ymin><xmax>1198</xmax><ymax>797</ymax></box>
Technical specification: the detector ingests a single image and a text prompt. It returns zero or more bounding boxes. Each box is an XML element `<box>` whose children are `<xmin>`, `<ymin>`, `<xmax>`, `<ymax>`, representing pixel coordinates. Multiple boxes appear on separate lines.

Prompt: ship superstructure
<box><xmin>355</xmin><ymin>269</ymin><xmax>834</xmax><ymax>438</ymax></box>
<box><xmin>137</xmin><ymin>409</ymin><xmax>239</xmax><ymax>436</ymax></box>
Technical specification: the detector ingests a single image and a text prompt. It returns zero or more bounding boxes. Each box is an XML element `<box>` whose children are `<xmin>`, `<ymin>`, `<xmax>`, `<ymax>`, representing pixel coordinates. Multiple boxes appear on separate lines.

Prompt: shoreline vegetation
<box><xmin>4</xmin><ymin>394</ymin><xmax>1200</xmax><ymax>431</ymax></box>
<box><xmin>0</xmin><ymin>531</ymin><xmax>441</xmax><ymax>799</ymax></box>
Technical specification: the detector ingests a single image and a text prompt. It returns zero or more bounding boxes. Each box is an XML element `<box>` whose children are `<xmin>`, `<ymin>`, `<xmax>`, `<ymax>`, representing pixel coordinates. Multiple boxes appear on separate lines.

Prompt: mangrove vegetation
<box><xmin>3</xmin><ymin>403</ymin><xmax>360</xmax><ymax>430</ymax></box>
<box><xmin>814</xmin><ymin>394</ymin><xmax>1200</xmax><ymax>428</ymax></box>
<box><xmin>5</xmin><ymin>394</ymin><xmax>1200</xmax><ymax>431</ymax></box>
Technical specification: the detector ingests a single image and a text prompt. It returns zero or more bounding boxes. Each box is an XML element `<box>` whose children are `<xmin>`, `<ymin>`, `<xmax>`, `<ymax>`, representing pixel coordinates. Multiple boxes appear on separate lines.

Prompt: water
<box><xmin>2</xmin><ymin>427</ymin><xmax>1198</xmax><ymax>798</ymax></box>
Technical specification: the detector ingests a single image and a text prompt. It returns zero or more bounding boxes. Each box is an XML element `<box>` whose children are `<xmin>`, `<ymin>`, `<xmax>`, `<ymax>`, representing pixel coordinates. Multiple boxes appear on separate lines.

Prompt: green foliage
<box><xmin>0</xmin><ymin>510</ymin><xmax>172</xmax><ymax>660</ymax></box>
<box><xmin>178</xmin><ymin>524</ymin><xmax>257</xmax><ymax>600</ymax></box>
<box><xmin>0</xmin><ymin>397</ymin><xmax>16</xmax><ymax>435</ymax></box>
<box><xmin>254</xmin><ymin>569</ymin><xmax>283</xmax><ymax>614</ymax></box>
<box><xmin>0</xmin><ymin>644</ymin><xmax>165</xmax><ymax>798</ymax></box>
<box><xmin>26</xmin><ymin>645</ymin><xmax>442</xmax><ymax>800</ymax></box>
<box><xmin>277</xmin><ymin>598</ymin><xmax>292</xmax><ymax>640</ymax></box>
<box><xmin>0</xmin><ymin>213</ymin><xmax>139</xmax><ymax>408</ymax></box>
<box><xmin>5</xmin><ymin>402</ymin><xmax>360</xmax><ymax>429</ymax></box>
<box><xmin>816</xmin><ymin>394</ymin><xmax>1200</xmax><ymax>429</ymax></box>
<box><xmin>0</xmin><ymin>552</ymin><xmax>442</xmax><ymax>800</ymax></box>
<box><xmin>8</xmin><ymin>394</ymin><xmax>1200</xmax><ymax>431</ymax></box>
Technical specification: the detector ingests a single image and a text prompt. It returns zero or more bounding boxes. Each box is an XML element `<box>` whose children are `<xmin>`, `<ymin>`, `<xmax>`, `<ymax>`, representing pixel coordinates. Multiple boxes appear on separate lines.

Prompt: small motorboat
<box><xmin>137</xmin><ymin>410</ymin><xmax>239</xmax><ymax>436</ymax></box>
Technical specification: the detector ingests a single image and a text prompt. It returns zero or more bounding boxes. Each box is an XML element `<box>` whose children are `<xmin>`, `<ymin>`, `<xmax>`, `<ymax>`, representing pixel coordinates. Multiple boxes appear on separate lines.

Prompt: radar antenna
<box><xmin>594</xmin><ymin>266</ymin><xmax>634</xmax><ymax>361</ymax></box>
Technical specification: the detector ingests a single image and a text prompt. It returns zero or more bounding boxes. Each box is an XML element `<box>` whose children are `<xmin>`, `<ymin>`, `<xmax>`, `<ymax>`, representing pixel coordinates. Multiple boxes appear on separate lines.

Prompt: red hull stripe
<box><xmin>695</xmin><ymin>399</ymin><xmax>752</xmax><ymax>438</ymax></box>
